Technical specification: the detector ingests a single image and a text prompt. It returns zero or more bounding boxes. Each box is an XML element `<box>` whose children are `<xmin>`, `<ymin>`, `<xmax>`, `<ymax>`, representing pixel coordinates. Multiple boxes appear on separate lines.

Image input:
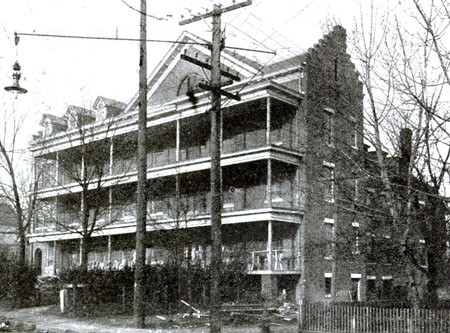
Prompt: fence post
<box><xmin>298</xmin><ymin>300</ymin><xmax>303</xmax><ymax>332</ymax></box>
<box><xmin>351</xmin><ymin>315</ymin><xmax>356</xmax><ymax>333</ymax></box>
<box><xmin>407</xmin><ymin>317</ymin><xmax>413</xmax><ymax>333</ymax></box>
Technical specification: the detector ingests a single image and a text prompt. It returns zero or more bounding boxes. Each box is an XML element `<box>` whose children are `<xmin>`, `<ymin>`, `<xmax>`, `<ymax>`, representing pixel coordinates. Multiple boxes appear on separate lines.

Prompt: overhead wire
<box><xmin>119</xmin><ymin>0</ymin><xmax>169</xmax><ymax>21</ymax></box>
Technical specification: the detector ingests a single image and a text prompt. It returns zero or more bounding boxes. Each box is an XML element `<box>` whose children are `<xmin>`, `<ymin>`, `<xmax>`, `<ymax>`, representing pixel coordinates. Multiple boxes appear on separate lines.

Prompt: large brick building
<box><xmin>28</xmin><ymin>26</ymin><xmax>381</xmax><ymax>303</ymax></box>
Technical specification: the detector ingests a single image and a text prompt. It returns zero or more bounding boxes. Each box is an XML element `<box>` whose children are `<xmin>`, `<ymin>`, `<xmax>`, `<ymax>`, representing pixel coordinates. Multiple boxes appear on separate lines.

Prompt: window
<box><xmin>381</xmin><ymin>277</ymin><xmax>393</xmax><ymax>299</ymax></box>
<box><xmin>350</xmin><ymin>274</ymin><xmax>362</xmax><ymax>301</ymax></box>
<box><xmin>353</xmin><ymin>178</ymin><xmax>359</xmax><ymax>202</ymax></box>
<box><xmin>324</xmin><ymin>218</ymin><xmax>335</xmax><ymax>260</ymax></box>
<box><xmin>323</xmin><ymin>163</ymin><xmax>335</xmax><ymax>203</ymax></box>
<box><xmin>324</xmin><ymin>273</ymin><xmax>332</xmax><ymax>298</ymax></box>
<box><xmin>366</xmin><ymin>277</ymin><xmax>377</xmax><ymax>300</ymax></box>
<box><xmin>349</xmin><ymin>117</ymin><xmax>358</xmax><ymax>149</ymax></box>
<box><xmin>419</xmin><ymin>239</ymin><xmax>427</xmax><ymax>267</ymax></box>
<box><xmin>351</xmin><ymin>126</ymin><xmax>358</xmax><ymax>149</ymax></box>
<box><xmin>351</xmin><ymin>222</ymin><xmax>360</xmax><ymax>255</ymax></box>
<box><xmin>323</xmin><ymin>108</ymin><xmax>334</xmax><ymax>146</ymax></box>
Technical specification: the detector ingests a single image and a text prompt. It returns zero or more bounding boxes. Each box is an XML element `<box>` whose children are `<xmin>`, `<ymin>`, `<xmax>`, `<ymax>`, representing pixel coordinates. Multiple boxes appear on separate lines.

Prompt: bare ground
<box><xmin>1</xmin><ymin>305</ymin><xmax>298</xmax><ymax>333</ymax></box>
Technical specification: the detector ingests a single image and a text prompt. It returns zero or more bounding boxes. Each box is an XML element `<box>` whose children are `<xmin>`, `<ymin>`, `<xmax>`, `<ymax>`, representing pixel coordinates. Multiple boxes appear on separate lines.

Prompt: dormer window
<box><xmin>65</xmin><ymin>106</ymin><xmax>96</xmax><ymax>129</ymax></box>
<box><xmin>40</xmin><ymin>114</ymin><xmax>68</xmax><ymax>137</ymax></box>
<box><xmin>93</xmin><ymin>97</ymin><xmax>126</xmax><ymax>122</ymax></box>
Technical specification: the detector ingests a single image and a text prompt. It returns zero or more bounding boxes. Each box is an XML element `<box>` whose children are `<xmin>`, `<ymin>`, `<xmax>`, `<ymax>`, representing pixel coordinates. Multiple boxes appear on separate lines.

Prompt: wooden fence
<box><xmin>298</xmin><ymin>303</ymin><xmax>450</xmax><ymax>333</ymax></box>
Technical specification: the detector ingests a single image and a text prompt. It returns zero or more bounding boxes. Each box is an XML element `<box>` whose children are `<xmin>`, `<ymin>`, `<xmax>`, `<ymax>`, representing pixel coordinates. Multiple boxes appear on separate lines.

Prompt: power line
<box><xmin>119</xmin><ymin>0</ymin><xmax>168</xmax><ymax>21</ymax></box>
<box><xmin>15</xmin><ymin>32</ymin><xmax>275</xmax><ymax>55</ymax></box>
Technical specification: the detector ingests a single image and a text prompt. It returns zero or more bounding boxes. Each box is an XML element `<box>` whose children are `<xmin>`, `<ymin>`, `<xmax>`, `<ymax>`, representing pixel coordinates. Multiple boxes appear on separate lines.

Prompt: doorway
<box><xmin>34</xmin><ymin>248</ymin><xmax>42</xmax><ymax>276</ymax></box>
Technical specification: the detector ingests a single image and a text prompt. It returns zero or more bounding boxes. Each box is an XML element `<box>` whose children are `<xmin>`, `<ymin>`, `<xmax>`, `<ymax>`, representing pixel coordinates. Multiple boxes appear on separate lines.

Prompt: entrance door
<box><xmin>34</xmin><ymin>248</ymin><xmax>42</xmax><ymax>275</ymax></box>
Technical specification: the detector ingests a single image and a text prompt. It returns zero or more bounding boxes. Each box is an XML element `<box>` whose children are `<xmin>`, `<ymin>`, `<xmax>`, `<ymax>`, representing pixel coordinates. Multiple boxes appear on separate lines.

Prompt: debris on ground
<box><xmin>180</xmin><ymin>299</ymin><xmax>209</xmax><ymax>319</ymax></box>
<box><xmin>0</xmin><ymin>318</ymin><xmax>37</xmax><ymax>332</ymax></box>
<box><xmin>275</xmin><ymin>302</ymin><xmax>298</xmax><ymax>321</ymax></box>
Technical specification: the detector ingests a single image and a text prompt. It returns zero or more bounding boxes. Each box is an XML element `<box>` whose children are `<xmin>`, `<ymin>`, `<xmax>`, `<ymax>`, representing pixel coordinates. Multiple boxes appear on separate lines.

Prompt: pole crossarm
<box><xmin>180</xmin><ymin>54</ymin><xmax>241</xmax><ymax>81</ymax></box>
<box><xmin>179</xmin><ymin>0</ymin><xmax>252</xmax><ymax>26</ymax></box>
<box><xmin>198</xmin><ymin>82</ymin><xmax>240</xmax><ymax>101</ymax></box>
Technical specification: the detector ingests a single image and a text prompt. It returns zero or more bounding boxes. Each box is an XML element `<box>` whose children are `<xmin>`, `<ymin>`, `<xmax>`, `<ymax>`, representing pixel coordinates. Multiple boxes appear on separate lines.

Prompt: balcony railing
<box><xmin>112</xmin><ymin>158</ymin><xmax>137</xmax><ymax>175</ymax></box>
<box><xmin>111</xmin><ymin>203</ymin><xmax>137</xmax><ymax>223</ymax></box>
<box><xmin>55</xmin><ymin>212</ymin><xmax>80</xmax><ymax>231</ymax></box>
<box><xmin>36</xmin><ymin>124</ymin><xmax>301</xmax><ymax>190</ymax></box>
<box><xmin>248</xmin><ymin>249</ymin><xmax>300</xmax><ymax>272</ymax></box>
<box><xmin>33</xmin><ymin>184</ymin><xmax>300</xmax><ymax>232</ymax></box>
<box><xmin>180</xmin><ymin>141</ymin><xmax>210</xmax><ymax>161</ymax></box>
<box><xmin>34</xmin><ymin>223</ymin><xmax>56</xmax><ymax>234</ymax></box>
<box><xmin>148</xmin><ymin>148</ymin><xmax>176</xmax><ymax>167</ymax></box>
<box><xmin>223</xmin><ymin>128</ymin><xmax>266</xmax><ymax>154</ymax></box>
<box><xmin>271</xmin><ymin>126</ymin><xmax>299</xmax><ymax>150</ymax></box>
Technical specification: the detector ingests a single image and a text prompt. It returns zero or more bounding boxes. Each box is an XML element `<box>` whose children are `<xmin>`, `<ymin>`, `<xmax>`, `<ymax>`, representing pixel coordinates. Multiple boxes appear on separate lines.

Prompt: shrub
<box><xmin>0</xmin><ymin>249</ymin><xmax>38</xmax><ymax>308</ymax></box>
<box><xmin>59</xmin><ymin>261</ymin><xmax>249</xmax><ymax>315</ymax></box>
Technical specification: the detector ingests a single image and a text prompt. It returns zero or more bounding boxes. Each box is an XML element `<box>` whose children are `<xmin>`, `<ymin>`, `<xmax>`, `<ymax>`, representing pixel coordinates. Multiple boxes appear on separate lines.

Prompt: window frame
<box><xmin>323</xmin><ymin>161</ymin><xmax>335</xmax><ymax>203</ymax></box>
<box><xmin>323</xmin><ymin>107</ymin><xmax>335</xmax><ymax>147</ymax></box>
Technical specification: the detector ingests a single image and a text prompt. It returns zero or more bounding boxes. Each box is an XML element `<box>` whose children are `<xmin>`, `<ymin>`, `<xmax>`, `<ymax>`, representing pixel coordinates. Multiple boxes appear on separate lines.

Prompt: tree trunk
<box><xmin>80</xmin><ymin>236</ymin><xmax>91</xmax><ymax>272</ymax></box>
<box><xmin>17</xmin><ymin>222</ymin><xmax>26</xmax><ymax>269</ymax></box>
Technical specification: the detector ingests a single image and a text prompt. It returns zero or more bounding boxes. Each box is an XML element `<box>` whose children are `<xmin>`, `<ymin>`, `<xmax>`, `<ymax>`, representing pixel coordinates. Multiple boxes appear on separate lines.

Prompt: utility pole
<box><xmin>134</xmin><ymin>0</ymin><xmax>147</xmax><ymax>328</ymax></box>
<box><xmin>180</xmin><ymin>2</ymin><xmax>251</xmax><ymax>332</ymax></box>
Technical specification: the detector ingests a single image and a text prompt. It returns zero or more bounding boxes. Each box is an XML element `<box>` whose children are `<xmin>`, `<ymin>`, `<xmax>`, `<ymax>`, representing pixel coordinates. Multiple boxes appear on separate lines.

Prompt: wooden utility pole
<box><xmin>180</xmin><ymin>2</ymin><xmax>251</xmax><ymax>332</ymax></box>
<box><xmin>134</xmin><ymin>0</ymin><xmax>147</xmax><ymax>328</ymax></box>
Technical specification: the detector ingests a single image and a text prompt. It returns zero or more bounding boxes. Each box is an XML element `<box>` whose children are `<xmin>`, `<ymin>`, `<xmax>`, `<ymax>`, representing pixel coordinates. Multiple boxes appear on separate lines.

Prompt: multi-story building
<box><xmin>29</xmin><ymin>25</ymin><xmax>368</xmax><ymax>303</ymax></box>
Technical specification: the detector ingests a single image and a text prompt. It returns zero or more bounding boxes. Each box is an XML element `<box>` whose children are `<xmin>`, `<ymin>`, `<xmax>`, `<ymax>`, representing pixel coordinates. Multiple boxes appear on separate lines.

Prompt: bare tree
<box><xmin>34</xmin><ymin>102</ymin><xmax>134</xmax><ymax>272</ymax></box>
<box><xmin>349</xmin><ymin>0</ymin><xmax>450</xmax><ymax>306</ymax></box>
<box><xmin>0</xmin><ymin>99</ymin><xmax>38</xmax><ymax>270</ymax></box>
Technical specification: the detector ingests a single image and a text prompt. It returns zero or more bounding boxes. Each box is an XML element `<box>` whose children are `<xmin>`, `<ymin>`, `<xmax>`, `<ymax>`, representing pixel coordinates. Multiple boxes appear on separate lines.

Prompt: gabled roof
<box><xmin>93</xmin><ymin>96</ymin><xmax>126</xmax><ymax>111</ymax></box>
<box><xmin>40</xmin><ymin>113</ymin><xmax>66</xmax><ymax>127</ymax></box>
<box><xmin>122</xmin><ymin>31</ymin><xmax>265</xmax><ymax>114</ymax></box>
<box><xmin>65</xmin><ymin>105</ymin><xmax>96</xmax><ymax>119</ymax></box>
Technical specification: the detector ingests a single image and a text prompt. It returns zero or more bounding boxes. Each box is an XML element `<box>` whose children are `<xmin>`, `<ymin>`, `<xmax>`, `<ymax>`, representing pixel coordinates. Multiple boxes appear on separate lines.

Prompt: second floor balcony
<box><xmin>33</xmin><ymin>186</ymin><xmax>302</xmax><ymax>235</ymax></box>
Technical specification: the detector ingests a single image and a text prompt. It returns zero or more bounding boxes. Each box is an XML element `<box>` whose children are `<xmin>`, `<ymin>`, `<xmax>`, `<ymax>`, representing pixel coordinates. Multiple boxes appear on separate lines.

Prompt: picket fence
<box><xmin>298</xmin><ymin>303</ymin><xmax>450</xmax><ymax>333</ymax></box>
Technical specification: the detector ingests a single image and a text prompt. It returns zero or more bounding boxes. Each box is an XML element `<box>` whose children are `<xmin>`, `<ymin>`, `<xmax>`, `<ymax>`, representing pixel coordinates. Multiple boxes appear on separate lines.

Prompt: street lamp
<box><xmin>4</xmin><ymin>61</ymin><xmax>28</xmax><ymax>94</ymax></box>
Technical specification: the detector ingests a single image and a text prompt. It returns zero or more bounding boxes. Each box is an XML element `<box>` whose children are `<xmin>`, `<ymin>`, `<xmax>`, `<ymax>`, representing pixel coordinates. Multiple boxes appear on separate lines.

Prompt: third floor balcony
<box><xmin>35</xmin><ymin>97</ymin><xmax>303</xmax><ymax>192</ymax></box>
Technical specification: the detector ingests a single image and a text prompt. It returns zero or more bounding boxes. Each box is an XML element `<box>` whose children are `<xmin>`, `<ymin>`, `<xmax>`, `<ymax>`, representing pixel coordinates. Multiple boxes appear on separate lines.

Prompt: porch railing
<box><xmin>249</xmin><ymin>249</ymin><xmax>300</xmax><ymax>272</ymax></box>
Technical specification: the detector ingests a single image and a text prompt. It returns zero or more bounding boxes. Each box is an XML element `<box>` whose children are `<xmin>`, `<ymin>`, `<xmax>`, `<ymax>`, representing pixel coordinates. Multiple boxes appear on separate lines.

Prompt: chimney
<box><xmin>399</xmin><ymin>128</ymin><xmax>412</xmax><ymax>182</ymax></box>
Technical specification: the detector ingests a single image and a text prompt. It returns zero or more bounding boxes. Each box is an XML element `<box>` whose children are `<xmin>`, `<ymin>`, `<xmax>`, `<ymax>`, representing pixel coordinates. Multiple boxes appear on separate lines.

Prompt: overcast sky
<box><xmin>0</xmin><ymin>0</ymin><xmax>405</xmax><ymax>148</ymax></box>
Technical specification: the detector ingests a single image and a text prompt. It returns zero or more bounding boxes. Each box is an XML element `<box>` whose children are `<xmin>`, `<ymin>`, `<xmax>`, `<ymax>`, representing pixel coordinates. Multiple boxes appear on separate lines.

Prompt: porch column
<box><xmin>29</xmin><ymin>242</ymin><xmax>33</xmax><ymax>265</ymax></box>
<box><xmin>266</xmin><ymin>97</ymin><xmax>271</xmax><ymax>145</ymax></box>
<box><xmin>267</xmin><ymin>221</ymin><xmax>273</xmax><ymax>271</ymax></box>
<box><xmin>267</xmin><ymin>159</ymin><xmax>272</xmax><ymax>206</ymax></box>
<box><xmin>55</xmin><ymin>152</ymin><xmax>59</xmax><ymax>185</ymax></box>
<box><xmin>109</xmin><ymin>138</ymin><xmax>114</xmax><ymax>175</ymax></box>
<box><xmin>175</xmin><ymin>174</ymin><xmax>180</xmax><ymax>223</ymax></box>
<box><xmin>107</xmin><ymin>235</ymin><xmax>112</xmax><ymax>264</ymax></box>
<box><xmin>79</xmin><ymin>239</ymin><xmax>83</xmax><ymax>266</ymax></box>
<box><xmin>53</xmin><ymin>241</ymin><xmax>57</xmax><ymax>275</ymax></box>
<box><xmin>46</xmin><ymin>243</ymin><xmax>50</xmax><ymax>272</ymax></box>
<box><xmin>55</xmin><ymin>196</ymin><xmax>59</xmax><ymax>230</ymax></box>
<box><xmin>108</xmin><ymin>188</ymin><xmax>112</xmax><ymax>224</ymax></box>
<box><xmin>295</xmin><ymin>166</ymin><xmax>300</xmax><ymax>208</ymax></box>
<box><xmin>261</xmin><ymin>275</ymin><xmax>278</xmax><ymax>301</ymax></box>
<box><xmin>81</xmin><ymin>155</ymin><xmax>85</xmax><ymax>181</ymax></box>
<box><xmin>176</xmin><ymin>119</ymin><xmax>180</xmax><ymax>162</ymax></box>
